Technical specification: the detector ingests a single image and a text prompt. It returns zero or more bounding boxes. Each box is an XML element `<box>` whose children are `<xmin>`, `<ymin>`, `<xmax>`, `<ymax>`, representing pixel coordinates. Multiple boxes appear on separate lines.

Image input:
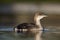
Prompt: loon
<box><xmin>14</xmin><ymin>11</ymin><xmax>47</xmax><ymax>33</ymax></box>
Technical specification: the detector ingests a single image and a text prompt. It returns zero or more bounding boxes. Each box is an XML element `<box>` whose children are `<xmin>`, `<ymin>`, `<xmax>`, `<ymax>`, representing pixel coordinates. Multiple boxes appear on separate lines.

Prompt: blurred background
<box><xmin>0</xmin><ymin>0</ymin><xmax>60</xmax><ymax>29</ymax></box>
<box><xmin>0</xmin><ymin>0</ymin><xmax>60</xmax><ymax>40</ymax></box>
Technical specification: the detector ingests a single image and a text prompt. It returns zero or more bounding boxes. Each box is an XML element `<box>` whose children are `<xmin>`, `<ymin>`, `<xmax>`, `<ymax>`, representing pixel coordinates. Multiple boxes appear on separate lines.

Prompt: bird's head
<box><xmin>34</xmin><ymin>11</ymin><xmax>47</xmax><ymax>21</ymax></box>
<box><xmin>37</xmin><ymin>15</ymin><xmax>47</xmax><ymax>20</ymax></box>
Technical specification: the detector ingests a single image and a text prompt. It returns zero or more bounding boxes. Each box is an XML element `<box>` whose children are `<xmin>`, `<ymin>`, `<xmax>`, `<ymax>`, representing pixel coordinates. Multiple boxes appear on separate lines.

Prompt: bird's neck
<box><xmin>36</xmin><ymin>19</ymin><xmax>41</xmax><ymax>27</ymax></box>
<box><xmin>35</xmin><ymin>19</ymin><xmax>43</xmax><ymax>30</ymax></box>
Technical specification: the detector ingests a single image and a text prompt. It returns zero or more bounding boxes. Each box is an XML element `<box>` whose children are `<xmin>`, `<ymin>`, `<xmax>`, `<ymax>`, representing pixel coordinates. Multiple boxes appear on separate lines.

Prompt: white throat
<box><xmin>35</xmin><ymin>16</ymin><xmax>43</xmax><ymax>30</ymax></box>
<box><xmin>36</xmin><ymin>16</ymin><xmax>44</xmax><ymax>24</ymax></box>
<box><xmin>36</xmin><ymin>18</ymin><xmax>41</xmax><ymax>27</ymax></box>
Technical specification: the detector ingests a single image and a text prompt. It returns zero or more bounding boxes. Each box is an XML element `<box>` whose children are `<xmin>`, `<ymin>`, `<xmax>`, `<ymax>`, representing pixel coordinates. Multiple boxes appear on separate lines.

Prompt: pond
<box><xmin>0</xmin><ymin>27</ymin><xmax>60</xmax><ymax>40</ymax></box>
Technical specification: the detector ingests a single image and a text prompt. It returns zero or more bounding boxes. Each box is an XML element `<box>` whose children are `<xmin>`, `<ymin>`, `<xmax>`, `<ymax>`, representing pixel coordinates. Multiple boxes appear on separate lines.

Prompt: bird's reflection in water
<box><xmin>15</xmin><ymin>30</ymin><xmax>43</xmax><ymax>40</ymax></box>
<box><xmin>34</xmin><ymin>31</ymin><xmax>43</xmax><ymax>40</ymax></box>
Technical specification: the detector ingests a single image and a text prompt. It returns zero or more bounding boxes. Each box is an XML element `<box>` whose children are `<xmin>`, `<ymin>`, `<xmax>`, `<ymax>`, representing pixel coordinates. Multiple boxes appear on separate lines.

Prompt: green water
<box><xmin>0</xmin><ymin>29</ymin><xmax>60</xmax><ymax>40</ymax></box>
<box><xmin>0</xmin><ymin>32</ymin><xmax>34</xmax><ymax>40</ymax></box>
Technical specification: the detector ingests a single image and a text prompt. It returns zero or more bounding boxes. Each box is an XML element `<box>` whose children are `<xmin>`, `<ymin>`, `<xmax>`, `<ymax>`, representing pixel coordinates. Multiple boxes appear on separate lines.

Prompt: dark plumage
<box><xmin>16</xmin><ymin>23</ymin><xmax>36</xmax><ymax>33</ymax></box>
<box><xmin>17</xmin><ymin>23</ymin><xmax>35</xmax><ymax>29</ymax></box>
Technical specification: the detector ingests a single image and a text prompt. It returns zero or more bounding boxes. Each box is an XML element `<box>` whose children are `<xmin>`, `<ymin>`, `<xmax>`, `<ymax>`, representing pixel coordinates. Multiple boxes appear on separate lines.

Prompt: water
<box><xmin>0</xmin><ymin>32</ymin><xmax>34</xmax><ymax>40</ymax></box>
<box><xmin>0</xmin><ymin>27</ymin><xmax>60</xmax><ymax>40</ymax></box>
<box><xmin>0</xmin><ymin>31</ymin><xmax>60</xmax><ymax>40</ymax></box>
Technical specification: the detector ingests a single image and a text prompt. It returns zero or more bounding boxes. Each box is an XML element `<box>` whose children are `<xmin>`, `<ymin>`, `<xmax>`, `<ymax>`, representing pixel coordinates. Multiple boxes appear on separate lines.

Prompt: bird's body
<box><xmin>17</xmin><ymin>23</ymin><xmax>35</xmax><ymax>29</ymax></box>
<box><xmin>15</xmin><ymin>23</ymin><xmax>38</xmax><ymax>33</ymax></box>
<box><xmin>15</xmin><ymin>11</ymin><xmax>47</xmax><ymax>33</ymax></box>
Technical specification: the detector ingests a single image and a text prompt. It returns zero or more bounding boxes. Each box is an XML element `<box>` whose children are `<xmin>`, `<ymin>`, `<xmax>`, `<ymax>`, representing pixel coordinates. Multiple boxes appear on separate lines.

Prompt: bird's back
<box><xmin>16</xmin><ymin>23</ymin><xmax>36</xmax><ymax>29</ymax></box>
